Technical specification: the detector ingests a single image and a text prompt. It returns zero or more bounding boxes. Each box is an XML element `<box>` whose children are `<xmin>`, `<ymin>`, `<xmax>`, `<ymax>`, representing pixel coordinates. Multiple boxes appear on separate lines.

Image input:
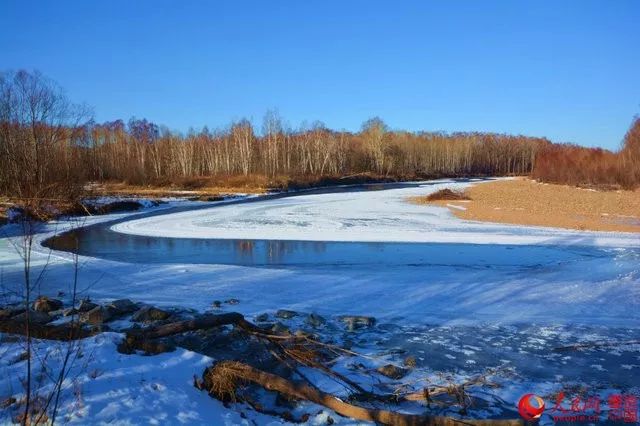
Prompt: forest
<box><xmin>1</xmin><ymin>70</ymin><xmax>638</xmax><ymax>205</ymax></box>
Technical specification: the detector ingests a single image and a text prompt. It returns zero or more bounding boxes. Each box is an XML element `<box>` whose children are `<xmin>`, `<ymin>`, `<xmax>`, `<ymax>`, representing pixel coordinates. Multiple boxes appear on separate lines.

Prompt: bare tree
<box><xmin>0</xmin><ymin>70</ymin><xmax>91</xmax><ymax>424</ymax></box>
<box><xmin>231</xmin><ymin>119</ymin><xmax>254</xmax><ymax>176</ymax></box>
<box><xmin>0</xmin><ymin>70</ymin><xmax>91</xmax><ymax>202</ymax></box>
<box><xmin>361</xmin><ymin>117</ymin><xmax>388</xmax><ymax>174</ymax></box>
<box><xmin>262</xmin><ymin>110</ymin><xmax>283</xmax><ymax>177</ymax></box>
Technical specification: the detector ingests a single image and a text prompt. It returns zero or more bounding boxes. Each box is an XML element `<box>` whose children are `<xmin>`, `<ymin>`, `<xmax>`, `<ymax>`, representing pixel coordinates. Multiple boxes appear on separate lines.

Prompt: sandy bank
<box><xmin>425</xmin><ymin>178</ymin><xmax>640</xmax><ymax>233</ymax></box>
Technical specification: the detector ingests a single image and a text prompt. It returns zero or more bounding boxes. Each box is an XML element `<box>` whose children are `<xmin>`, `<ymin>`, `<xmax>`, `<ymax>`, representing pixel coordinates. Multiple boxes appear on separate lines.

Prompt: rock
<box><xmin>132</xmin><ymin>306</ymin><xmax>171</xmax><ymax>322</ymax></box>
<box><xmin>339</xmin><ymin>315</ymin><xmax>376</xmax><ymax>331</ymax></box>
<box><xmin>78</xmin><ymin>299</ymin><xmax>98</xmax><ymax>312</ymax></box>
<box><xmin>294</xmin><ymin>329</ymin><xmax>314</xmax><ymax>338</ymax></box>
<box><xmin>12</xmin><ymin>310</ymin><xmax>51</xmax><ymax>324</ymax></box>
<box><xmin>276</xmin><ymin>309</ymin><xmax>298</xmax><ymax>319</ymax></box>
<box><xmin>255</xmin><ymin>313</ymin><xmax>269</xmax><ymax>322</ymax></box>
<box><xmin>305</xmin><ymin>313</ymin><xmax>326</xmax><ymax>328</ymax></box>
<box><xmin>212</xmin><ymin>300</ymin><xmax>222</xmax><ymax>308</ymax></box>
<box><xmin>63</xmin><ymin>307</ymin><xmax>78</xmax><ymax>317</ymax></box>
<box><xmin>81</xmin><ymin>306</ymin><xmax>114</xmax><ymax>325</ymax></box>
<box><xmin>376</xmin><ymin>364</ymin><xmax>408</xmax><ymax>380</ymax></box>
<box><xmin>48</xmin><ymin>309</ymin><xmax>64</xmax><ymax>318</ymax></box>
<box><xmin>0</xmin><ymin>306</ymin><xmax>25</xmax><ymax>320</ymax></box>
<box><xmin>403</xmin><ymin>356</ymin><xmax>417</xmax><ymax>368</ymax></box>
<box><xmin>33</xmin><ymin>296</ymin><xmax>63</xmax><ymax>313</ymax></box>
<box><xmin>107</xmin><ymin>299</ymin><xmax>138</xmax><ymax>314</ymax></box>
<box><xmin>271</xmin><ymin>322</ymin><xmax>290</xmax><ymax>335</ymax></box>
<box><xmin>224</xmin><ymin>298</ymin><xmax>240</xmax><ymax>305</ymax></box>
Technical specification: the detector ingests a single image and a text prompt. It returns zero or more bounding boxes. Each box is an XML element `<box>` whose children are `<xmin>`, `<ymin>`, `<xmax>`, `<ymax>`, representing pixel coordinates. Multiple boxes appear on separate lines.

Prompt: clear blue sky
<box><xmin>1</xmin><ymin>1</ymin><xmax>638</xmax><ymax>149</ymax></box>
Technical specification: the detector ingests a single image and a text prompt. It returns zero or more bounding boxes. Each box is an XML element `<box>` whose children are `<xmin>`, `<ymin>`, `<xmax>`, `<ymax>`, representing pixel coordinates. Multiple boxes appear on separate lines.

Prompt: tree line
<box><xmin>531</xmin><ymin>116</ymin><xmax>640</xmax><ymax>189</ymax></box>
<box><xmin>1</xmin><ymin>70</ymin><xmax>637</xmax><ymax>204</ymax></box>
<box><xmin>83</xmin><ymin>117</ymin><xmax>543</xmax><ymax>184</ymax></box>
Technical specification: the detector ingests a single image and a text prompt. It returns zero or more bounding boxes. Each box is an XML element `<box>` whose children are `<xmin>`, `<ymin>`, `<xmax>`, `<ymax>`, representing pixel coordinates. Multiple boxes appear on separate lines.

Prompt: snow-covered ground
<box><xmin>1</xmin><ymin>179</ymin><xmax>639</xmax><ymax>424</ymax></box>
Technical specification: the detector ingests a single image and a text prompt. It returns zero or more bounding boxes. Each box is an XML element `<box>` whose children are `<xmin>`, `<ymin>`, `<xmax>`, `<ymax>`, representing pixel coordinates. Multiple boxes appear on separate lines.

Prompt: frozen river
<box><xmin>3</xmin><ymin>178</ymin><xmax>639</xmax><ymax>424</ymax></box>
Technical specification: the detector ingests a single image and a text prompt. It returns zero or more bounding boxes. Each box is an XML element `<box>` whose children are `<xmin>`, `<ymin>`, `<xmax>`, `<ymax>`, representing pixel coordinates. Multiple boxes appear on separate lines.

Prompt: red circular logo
<box><xmin>518</xmin><ymin>393</ymin><xmax>545</xmax><ymax>421</ymax></box>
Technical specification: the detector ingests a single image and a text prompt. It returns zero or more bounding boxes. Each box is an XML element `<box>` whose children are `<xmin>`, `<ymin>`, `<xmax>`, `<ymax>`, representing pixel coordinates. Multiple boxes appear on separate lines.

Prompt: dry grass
<box><xmin>203</xmin><ymin>361</ymin><xmax>245</xmax><ymax>402</ymax></box>
<box><xmin>412</xmin><ymin>188</ymin><xmax>470</xmax><ymax>203</ymax></box>
<box><xmin>420</xmin><ymin>178</ymin><xmax>640</xmax><ymax>233</ymax></box>
<box><xmin>89</xmin><ymin>173</ymin><xmax>402</xmax><ymax>198</ymax></box>
<box><xmin>93</xmin><ymin>175</ymin><xmax>272</xmax><ymax>198</ymax></box>
<box><xmin>0</xmin><ymin>202</ymin><xmax>8</xmax><ymax>223</ymax></box>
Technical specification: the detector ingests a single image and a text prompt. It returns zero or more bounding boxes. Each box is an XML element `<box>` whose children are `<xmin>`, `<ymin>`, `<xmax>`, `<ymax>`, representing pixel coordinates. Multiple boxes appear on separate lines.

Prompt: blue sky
<box><xmin>1</xmin><ymin>1</ymin><xmax>638</xmax><ymax>149</ymax></box>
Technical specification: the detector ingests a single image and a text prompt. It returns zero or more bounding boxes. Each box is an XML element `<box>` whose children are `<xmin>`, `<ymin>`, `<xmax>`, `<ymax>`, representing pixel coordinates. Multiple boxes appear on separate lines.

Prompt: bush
<box><xmin>426</xmin><ymin>188</ymin><xmax>470</xmax><ymax>201</ymax></box>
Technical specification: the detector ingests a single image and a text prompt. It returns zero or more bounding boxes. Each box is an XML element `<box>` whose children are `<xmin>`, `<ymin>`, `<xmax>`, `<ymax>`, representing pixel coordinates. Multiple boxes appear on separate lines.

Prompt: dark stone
<box><xmin>276</xmin><ymin>309</ymin><xmax>298</xmax><ymax>319</ymax></box>
<box><xmin>294</xmin><ymin>329</ymin><xmax>313</xmax><ymax>338</ymax></box>
<box><xmin>33</xmin><ymin>296</ymin><xmax>63</xmax><ymax>313</ymax></box>
<box><xmin>255</xmin><ymin>313</ymin><xmax>269</xmax><ymax>322</ymax></box>
<box><xmin>271</xmin><ymin>322</ymin><xmax>290</xmax><ymax>335</ymax></box>
<box><xmin>132</xmin><ymin>306</ymin><xmax>171</xmax><ymax>322</ymax></box>
<box><xmin>376</xmin><ymin>364</ymin><xmax>408</xmax><ymax>380</ymax></box>
<box><xmin>0</xmin><ymin>307</ymin><xmax>25</xmax><ymax>320</ymax></box>
<box><xmin>12</xmin><ymin>310</ymin><xmax>51</xmax><ymax>324</ymax></box>
<box><xmin>107</xmin><ymin>299</ymin><xmax>138</xmax><ymax>314</ymax></box>
<box><xmin>339</xmin><ymin>315</ymin><xmax>376</xmax><ymax>331</ymax></box>
<box><xmin>224</xmin><ymin>298</ymin><xmax>240</xmax><ymax>305</ymax></box>
<box><xmin>81</xmin><ymin>306</ymin><xmax>114</xmax><ymax>325</ymax></box>
<box><xmin>63</xmin><ymin>307</ymin><xmax>78</xmax><ymax>317</ymax></box>
<box><xmin>305</xmin><ymin>313</ymin><xmax>326</xmax><ymax>328</ymax></box>
<box><xmin>212</xmin><ymin>300</ymin><xmax>222</xmax><ymax>308</ymax></box>
<box><xmin>78</xmin><ymin>299</ymin><xmax>98</xmax><ymax>313</ymax></box>
<box><xmin>47</xmin><ymin>309</ymin><xmax>64</xmax><ymax>319</ymax></box>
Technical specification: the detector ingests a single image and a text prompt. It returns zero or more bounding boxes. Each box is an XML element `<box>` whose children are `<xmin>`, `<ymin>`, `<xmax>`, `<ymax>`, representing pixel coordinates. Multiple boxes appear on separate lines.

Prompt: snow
<box><xmin>111</xmin><ymin>179</ymin><xmax>640</xmax><ymax>247</ymax></box>
<box><xmin>0</xmin><ymin>333</ymin><xmax>346</xmax><ymax>425</ymax></box>
<box><xmin>1</xmin><ymin>180</ymin><xmax>639</xmax><ymax>424</ymax></box>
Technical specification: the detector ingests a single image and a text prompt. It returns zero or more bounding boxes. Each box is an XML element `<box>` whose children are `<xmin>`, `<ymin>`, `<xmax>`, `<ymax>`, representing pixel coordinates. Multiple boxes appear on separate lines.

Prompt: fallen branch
<box><xmin>202</xmin><ymin>361</ymin><xmax>523</xmax><ymax>426</ymax></box>
<box><xmin>126</xmin><ymin>312</ymin><xmax>247</xmax><ymax>340</ymax></box>
<box><xmin>121</xmin><ymin>312</ymin><xmax>252</xmax><ymax>353</ymax></box>
<box><xmin>403</xmin><ymin>374</ymin><xmax>493</xmax><ymax>402</ymax></box>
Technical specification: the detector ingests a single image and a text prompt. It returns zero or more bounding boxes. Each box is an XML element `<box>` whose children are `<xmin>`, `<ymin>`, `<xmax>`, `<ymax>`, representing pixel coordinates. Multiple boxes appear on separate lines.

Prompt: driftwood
<box><xmin>202</xmin><ymin>361</ymin><xmax>523</xmax><ymax>426</ymax></box>
<box><xmin>0</xmin><ymin>319</ymin><xmax>95</xmax><ymax>341</ymax></box>
<box><xmin>126</xmin><ymin>312</ymin><xmax>247</xmax><ymax>340</ymax></box>
<box><xmin>127</xmin><ymin>313</ymin><xmax>522</xmax><ymax>424</ymax></box>
<box><xmin>121</xmin><ymin>312</ymin><xmax>274</xmax><ymax>354</ymax></box>
<box><xmin>121</xmin><ymin>312</ymin><xmax>253</xmax><ymax>354</ymax></box>
<box><xmin>404</xmin><ymin>373</ymin><xmax>496</xmax><ymax>402</ymax></box>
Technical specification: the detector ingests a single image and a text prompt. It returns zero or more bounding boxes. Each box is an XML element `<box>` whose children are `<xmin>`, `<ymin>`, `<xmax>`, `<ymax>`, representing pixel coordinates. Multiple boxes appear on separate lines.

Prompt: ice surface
<box><xmin>112</xmin><ymin>178</ymin><xmax>640</xmax><ymax>247</ymax></box>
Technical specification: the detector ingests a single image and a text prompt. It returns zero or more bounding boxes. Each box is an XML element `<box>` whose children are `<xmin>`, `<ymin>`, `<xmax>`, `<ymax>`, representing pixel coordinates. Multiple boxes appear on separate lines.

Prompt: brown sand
<box><xmin>412</xmin><ymin>178</ymin><xmax>640</xmax><ymax>233</ymax></box>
